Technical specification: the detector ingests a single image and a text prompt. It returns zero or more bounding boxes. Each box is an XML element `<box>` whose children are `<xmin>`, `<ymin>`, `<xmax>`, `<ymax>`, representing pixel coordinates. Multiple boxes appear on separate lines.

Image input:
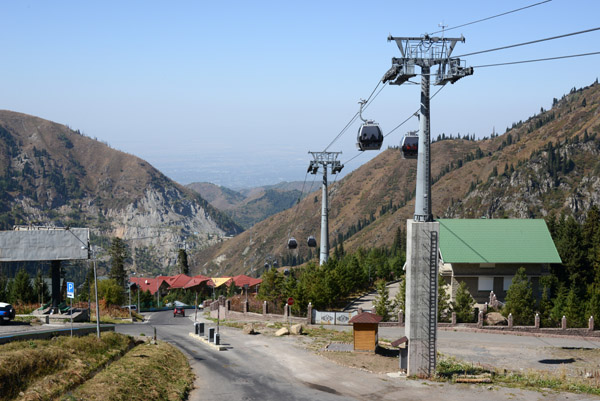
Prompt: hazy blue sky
<box><xmin>1</xmin><ymin>1</ymin><xmax>598</xmax><ymax>188</ymax></box>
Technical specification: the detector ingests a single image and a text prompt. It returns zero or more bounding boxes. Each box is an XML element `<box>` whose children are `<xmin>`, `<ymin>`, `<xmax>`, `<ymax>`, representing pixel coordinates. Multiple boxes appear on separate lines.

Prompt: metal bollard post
<box><xmin>208</xmin><ymin>327</ymin><xmax>215</xmax><ymax>342</ymax></box>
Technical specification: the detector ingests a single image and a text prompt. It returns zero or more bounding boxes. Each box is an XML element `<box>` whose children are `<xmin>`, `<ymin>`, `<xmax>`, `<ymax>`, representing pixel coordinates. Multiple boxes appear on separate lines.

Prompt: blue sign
<box><xmin>67</xmin><ymin>281</ymin><xmax>75</xmax><ymax>299</ymax></box>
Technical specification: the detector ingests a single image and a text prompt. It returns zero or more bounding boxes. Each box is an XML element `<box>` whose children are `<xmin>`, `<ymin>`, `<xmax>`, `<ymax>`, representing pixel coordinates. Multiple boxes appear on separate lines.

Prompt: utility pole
<box><xmin>383</xmin><ymin>33</ymin><xmax>472</xmax><ymax>377</ymax></box>
<box><xmin>308</xmin><ymin>151</ymin><xmax>343</xmax><ymax>265</ymax></box>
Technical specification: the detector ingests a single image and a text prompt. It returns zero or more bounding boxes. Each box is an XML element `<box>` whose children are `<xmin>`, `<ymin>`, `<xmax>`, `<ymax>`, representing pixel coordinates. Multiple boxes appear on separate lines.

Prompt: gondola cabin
<box><xmin>307</xmin><ymin>236</ymin><xmax>317</xmax><ymax>247</ymax></box>
<box><xmin>401</xmin><ymin>133</ymin><xmax>418</xmax><ymax>159</ymax></box>
<box><xmin>357</xmin><ymin>121</ymin><xmax>383</xmax><ymax>151</ymax></box>
<box><xmin>287</xmin><ymin>237</ymin><xmax>298</xmax><ymax>249</ymax></box>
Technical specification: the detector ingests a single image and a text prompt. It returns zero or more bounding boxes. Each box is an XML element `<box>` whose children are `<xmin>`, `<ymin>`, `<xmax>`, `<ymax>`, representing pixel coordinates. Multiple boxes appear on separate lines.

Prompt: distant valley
<box><xmin>187</xmin><ymin>181</ymin><xmax>319</xmax><ymax>229</ymax></box>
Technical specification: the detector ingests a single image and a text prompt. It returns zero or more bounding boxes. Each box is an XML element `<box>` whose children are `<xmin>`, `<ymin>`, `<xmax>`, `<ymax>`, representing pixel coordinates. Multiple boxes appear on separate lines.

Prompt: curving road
<box><xmin>115</xmin><ymin>311</ymin><xmax>600</xmax><ymax>401</ymax></box>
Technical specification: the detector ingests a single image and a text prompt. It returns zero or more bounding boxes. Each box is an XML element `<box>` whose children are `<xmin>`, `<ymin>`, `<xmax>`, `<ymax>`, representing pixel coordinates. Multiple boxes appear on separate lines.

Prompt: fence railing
<box><xmin>312</xmin><ymin>309</ymin><xmax>358</xmax><ymax>325</ymax></box>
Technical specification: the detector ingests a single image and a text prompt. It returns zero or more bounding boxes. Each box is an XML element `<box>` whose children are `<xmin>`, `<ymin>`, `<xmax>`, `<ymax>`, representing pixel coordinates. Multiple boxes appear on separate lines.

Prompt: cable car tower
<box><xmin>383</xmin><ymin>34</ymin><xmax>473</xmax><ymax>221</ymax></box>
<box><xmin>382</xmin><ymin>34</ymin><xmax>472</xmax><ymax>378</ymax></box>
<box><xmin>307</xmin><ymin>151</ymin><xmax>343</xmax><ymax>265</ymax></box>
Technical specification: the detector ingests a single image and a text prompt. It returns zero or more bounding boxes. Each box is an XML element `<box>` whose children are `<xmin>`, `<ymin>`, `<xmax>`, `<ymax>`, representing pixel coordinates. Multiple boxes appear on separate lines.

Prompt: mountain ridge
<box><xmin>0</xmin><ymin>110</ymin><xmax>242</xmax><ymax>273</ymax></box>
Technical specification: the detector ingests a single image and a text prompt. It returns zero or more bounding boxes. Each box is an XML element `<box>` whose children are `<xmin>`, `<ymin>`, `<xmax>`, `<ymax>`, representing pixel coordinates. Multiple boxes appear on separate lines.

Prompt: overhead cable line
<box><xmin>473</xmin><ymin>51</ymin><xmax>600</xmax><ymax>68</ymax></box>
<box><xmin>429</xmin><ymin>0</ymin><xmax>551</xmax><ymax>35</ymax></box>
<box><xmin>456</xmin><ymin>27</ymin><xmax>600</xmax><ymax>58</ymax></box>
<box><xmin>287</xmin><ymin>170</ymin><xmax>310</xmax><ymax>239</ymax></box>
<box><xmin>340</xmin><ymin>84</ymin><xmax>447</xmax><ymax>168</ymax></box>
<box><xmin>323</xmin><ymin>80</ymin><xmax>386</xmax><ymax>152</ymax></box>
<box><xmin>385</xmin><ymin>85</ymin><xmax>447</xmax><ymax>138</ymax></box>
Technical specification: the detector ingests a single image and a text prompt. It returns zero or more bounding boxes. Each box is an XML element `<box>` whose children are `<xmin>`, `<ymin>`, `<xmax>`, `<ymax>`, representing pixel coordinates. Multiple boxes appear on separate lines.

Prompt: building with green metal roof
<box><xmin>438</xmin><ymin>219</ymin><xmax>561</xmax><ymax>305</ymax></box>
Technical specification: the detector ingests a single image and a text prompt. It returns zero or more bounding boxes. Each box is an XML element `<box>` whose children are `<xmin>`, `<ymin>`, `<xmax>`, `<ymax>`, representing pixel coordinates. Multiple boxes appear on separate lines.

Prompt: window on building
<box><xmin>503</xmin><ymin>276</ymin><xmax>514</xmax><ymax>291</ymax></box>
<box><xmin>478</xmin><ymin>276</ymin><xmax>494</xmax><ymax>291</ymax></box>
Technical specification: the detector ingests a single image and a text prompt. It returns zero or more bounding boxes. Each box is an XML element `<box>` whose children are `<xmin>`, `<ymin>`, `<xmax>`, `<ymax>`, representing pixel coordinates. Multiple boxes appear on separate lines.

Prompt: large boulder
<box><xmin>290</xmin><ymin>324</ymin><xmax>303</xmax><ymax>335</ymax></box>
<box><xmin>485</xmin><ymin>312</ymin><xmax>507</xmax><ymax>326</ymax></box>
<box><xmin>243</xmin><ymin>324</ymin><xmax>255</xmax><ymax>335</ymax></box>
<box><xmin>275</xmin><ymin>327</ymin><xmax>289</xmax><ymax>337</ymax></box>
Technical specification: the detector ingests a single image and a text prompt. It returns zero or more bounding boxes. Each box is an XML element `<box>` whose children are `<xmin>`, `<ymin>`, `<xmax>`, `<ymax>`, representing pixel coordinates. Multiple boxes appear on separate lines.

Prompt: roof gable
<box><xmin>349</xmin><ymin>312</ymin><xmax>383</xmax><ymax>324</ymax></box>
<box><xmin>438</xmin><ymin>219</ymin><xmax>562</xmax><ymax>264</ymax></box>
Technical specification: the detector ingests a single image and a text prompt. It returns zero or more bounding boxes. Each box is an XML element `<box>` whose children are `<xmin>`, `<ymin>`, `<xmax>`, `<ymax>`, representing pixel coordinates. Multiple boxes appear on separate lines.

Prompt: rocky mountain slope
<box><xmin>195</xmin><ymin>80</ymin><xmax>600</xmax><ymax>276</ymax></box>
<box><xmin>0</xmin><ymin>110</ymin><xmax>242</xmax><ymax>272</ymax></box>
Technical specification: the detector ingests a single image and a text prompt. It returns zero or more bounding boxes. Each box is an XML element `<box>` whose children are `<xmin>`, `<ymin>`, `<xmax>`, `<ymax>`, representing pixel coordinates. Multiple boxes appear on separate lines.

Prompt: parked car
<box><xmin>0</xmin><ymin>302</ymin><xmax>15</xmax><ymax>324</ymax></box>
<box><xmin>173</xmin><ymin>306</ymin><xmax>185</xmax><ymax>317</ymax></box>
<box><xmin>123</xmin><ymin>304</ymin><xmax>137</xmax><ymax>311</ymax></box>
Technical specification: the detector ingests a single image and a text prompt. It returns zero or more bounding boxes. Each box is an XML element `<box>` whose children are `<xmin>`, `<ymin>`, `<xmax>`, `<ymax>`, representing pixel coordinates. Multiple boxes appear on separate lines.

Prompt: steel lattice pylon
<box><xmin>308</xmin><ymin>151</ymin><xmax>343</xmax><ymax>265</ymax></box>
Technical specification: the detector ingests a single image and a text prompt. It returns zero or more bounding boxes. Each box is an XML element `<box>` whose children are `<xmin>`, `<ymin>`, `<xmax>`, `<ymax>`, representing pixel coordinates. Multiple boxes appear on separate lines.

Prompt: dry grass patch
<box><xmin>318</xmin><ymin>348</ymin><xmax>401</xmax><ymax>374</ymax></box>
<box><xmin>63</xmin><ymin>341</ymin><xmax>193</xmax><ymax>401</ymax></box>
<box><xmin>0</xmin><ymin>333</ymin><xmax>133</xmax><ymax>401</ymax></box>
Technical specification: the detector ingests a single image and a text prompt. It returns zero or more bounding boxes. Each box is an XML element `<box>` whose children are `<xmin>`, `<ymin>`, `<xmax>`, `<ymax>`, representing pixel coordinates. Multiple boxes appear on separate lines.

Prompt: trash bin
<box><xmin>208</xmin><ymin>327</ymin><xmax>215</xmax><ymax>343</ymax></box>
<box><xmin>198</xmin><ymin>322</ymin><xmax>204</xmax><ymax>336</ymax></box>
<box><xmin>214</xmin><ymin>332</ymin><xmax>220</xmax><ymax>345</ymax></box>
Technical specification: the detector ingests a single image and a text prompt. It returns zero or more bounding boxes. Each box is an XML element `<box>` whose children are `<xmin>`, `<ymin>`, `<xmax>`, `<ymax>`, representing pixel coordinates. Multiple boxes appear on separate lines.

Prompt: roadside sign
<box><xmin>287</xmin><ymin>297</ymin><xmax>294</xmax><ymax>306</ymax></box>
<box><xmin>67</xmin><ymin>281</ymin><xmax>75</xmax><ymax>299</ymax></box>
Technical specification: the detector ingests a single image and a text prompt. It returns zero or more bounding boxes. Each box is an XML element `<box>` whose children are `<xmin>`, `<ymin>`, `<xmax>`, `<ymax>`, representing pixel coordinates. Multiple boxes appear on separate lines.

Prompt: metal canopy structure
<box><xmin>0</xmin><ymin>227</ymin><xmax>89</xmax><ymax>261</ymax></box>
<box><xmin>0</xmin><ymin>226</ymin><xmax>99</xmax><ymax>337</ymax></box>
<box><xmin>308</xmin><ymin>151</ymin><xmax>343</xmax><ymax>265</ymax></box>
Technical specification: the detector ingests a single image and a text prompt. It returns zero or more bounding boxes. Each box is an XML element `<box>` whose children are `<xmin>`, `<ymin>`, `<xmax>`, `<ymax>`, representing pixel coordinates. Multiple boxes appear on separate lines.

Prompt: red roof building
<box><xmin>167</xmin><ymin>274</ymin><xmax>193</xmax><ymax>289</ymax></box>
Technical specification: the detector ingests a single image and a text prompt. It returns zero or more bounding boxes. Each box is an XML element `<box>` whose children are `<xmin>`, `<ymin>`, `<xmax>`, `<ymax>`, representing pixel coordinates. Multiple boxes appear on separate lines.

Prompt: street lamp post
<box><xmin>128</xmin><ymin>281</ymin><xmax>132</xmax><ymax>321</ymax></box>
<box><xmin>91</xmin><ymin>246</ymin><xmax>101</xmax><ymax>338</ymax></box>
<box><xmin>66</xmin><ymin>228</ymin><xmax>100</xmax><ymax>338</ymax></box>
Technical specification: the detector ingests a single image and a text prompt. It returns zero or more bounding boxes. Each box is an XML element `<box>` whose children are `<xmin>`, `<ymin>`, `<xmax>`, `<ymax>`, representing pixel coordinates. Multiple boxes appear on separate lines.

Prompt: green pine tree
<box><xmin>392</xmin><ymin>278</ymin><xmax>406</xmax><ymax>316</ymax></box>
<box><xmin>177</xmin><ymin>249</ymin><xmax>189</xmax><ymax>275</ymax></box>
<box><xmin>109</xmin><ymin>237</ymin><xmax>130</xmax><ymax>288</ymax></box>
<box><xmin>373</xmin><ymin>279</ymin><xmax>391</xmax><ymax>321</ymax></box>
<box><xmin>11</xmin><ymin>267</ymin><xmax>34</xmax><ymax>304</ymax></box>
<box><xmin>538</xmin><ymin>274</ymin><xmax>558</xmax><ymax>327</ymax></box>
<box><xmin>564</xmin><ymin>285</ymin><xmax>585</xmax><ymax>328</ymax></box>
<box><xmin>550</xmin><ymin>284</ymin><xmax>569</xmax><ymax>326</ymax></box>
<box><xmin>438</xmin><ymin>275</ymin><xmax>451</xmax><ymax>322</ymax></box>
<box><xmin>452</xmin><ymin>281</ymin><xmax>475</xmax><ymax>323</ymax></box>
<box><xmin>503</xmin><ymin>267</ymin><xmax>534</xmax><ymax>325</ymax></box>
<box><xmin>585</xmin><ymin>284</ymin><xmax>600</xmax><ymax>324</ymax></box>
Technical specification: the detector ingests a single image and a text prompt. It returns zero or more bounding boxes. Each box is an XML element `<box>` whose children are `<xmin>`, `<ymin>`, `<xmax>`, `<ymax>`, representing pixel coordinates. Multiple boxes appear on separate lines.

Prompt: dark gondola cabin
<box><xmin>401</xmin><ymin>134</ymin><xmax>418</xmax><ymax>159</ymax></box>
<box><xmin>287</xmin><ymin>237</ymin><xmax>298</xmax><ymax>249</ymax></box>
<box><xmin>356</xmin><ymin>122</ymin><xmax>383</xmax><ymax>151</ymax></box>
<box><xmin>307</xmin><ymin>236</ymin><xmax>317</xmax><ymax>247</ymax></box>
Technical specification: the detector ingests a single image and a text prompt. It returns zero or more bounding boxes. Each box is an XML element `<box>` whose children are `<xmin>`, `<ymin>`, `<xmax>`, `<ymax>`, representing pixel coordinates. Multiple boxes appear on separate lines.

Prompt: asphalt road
<box><xmin>116</xmin><ymin>311</ymin><xmax>600</xmax><ymax>401</ymax></box>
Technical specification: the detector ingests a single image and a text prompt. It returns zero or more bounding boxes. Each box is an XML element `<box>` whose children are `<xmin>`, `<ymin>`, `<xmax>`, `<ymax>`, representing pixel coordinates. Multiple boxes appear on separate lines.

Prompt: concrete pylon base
<box><xmin>405</xmin><ymin>220</ymin><xmax>440</xmax><ymax>377</ymax></box>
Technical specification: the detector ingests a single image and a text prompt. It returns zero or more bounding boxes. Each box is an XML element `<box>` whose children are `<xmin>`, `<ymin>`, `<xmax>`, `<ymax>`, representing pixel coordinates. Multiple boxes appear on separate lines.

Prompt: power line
<box><xmin>456</xmin><ymin>27</ymin><xmax>600</xmax><ymax>58</ymax></box>
<box><xmin>473</xmin><ymin>51</ymin><xmax>600</xmax><ymax>68</ymax></box>
<box><xmin>430</xmin><ymin>0</ymin><xmax>551</xmax><ymax>35</ymax></box>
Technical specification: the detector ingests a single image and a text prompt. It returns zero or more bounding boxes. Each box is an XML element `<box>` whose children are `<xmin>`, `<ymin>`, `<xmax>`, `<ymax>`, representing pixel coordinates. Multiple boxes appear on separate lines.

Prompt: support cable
<box><xmin>287</xmin><ymin>170</ymin><xmax>310</xmax><ymax>239</ymax></box>
<box><xmin>385</xmin><ymin>85</ymin><xmax>446</xmax><ymax>138</ymax></box>
<box><xmin>429</xmin><ymin>0</ymin><xmax>551</xmax><ymax>35</ymax></box>
<box><xmin>473</xmin><ymin>51</ymin><xmax>600</xmax><ymax>68</ymax></box>
<box><xmin>323</xmin><ymin>81</ymin><xmax>387</xmax><ymax>152</ymax></box>
<box><xmin>456</xmin><ymin>27</ymin><xmax>600</xmax><ymax>58</ymax></box>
